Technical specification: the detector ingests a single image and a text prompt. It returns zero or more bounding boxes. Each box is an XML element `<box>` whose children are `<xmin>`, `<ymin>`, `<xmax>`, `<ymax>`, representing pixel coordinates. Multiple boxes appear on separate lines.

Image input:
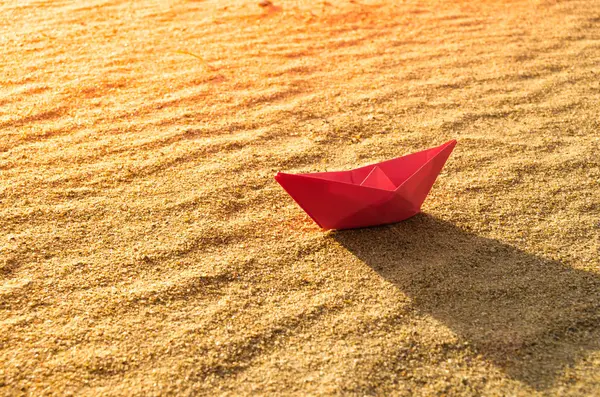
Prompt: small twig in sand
<box><xmin>175</xmin><ymin>50</ymin><xmax>216</xmax><ymax>71</ymax></box>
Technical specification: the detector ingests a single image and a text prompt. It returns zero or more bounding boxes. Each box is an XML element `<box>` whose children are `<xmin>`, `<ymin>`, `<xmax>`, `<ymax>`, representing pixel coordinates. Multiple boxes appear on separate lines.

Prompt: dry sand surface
<box><xmin>1</xmin><ymin>0</ymin><xmax>600</xmax><ymax>395</ymax></box>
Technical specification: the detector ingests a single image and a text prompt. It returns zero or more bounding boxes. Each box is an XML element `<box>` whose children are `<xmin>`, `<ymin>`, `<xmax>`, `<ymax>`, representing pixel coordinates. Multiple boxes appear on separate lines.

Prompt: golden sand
<box><xmin>1</xmin><ymin>0</ymin><xmax>599</xmax><ymax>395</ymax></box>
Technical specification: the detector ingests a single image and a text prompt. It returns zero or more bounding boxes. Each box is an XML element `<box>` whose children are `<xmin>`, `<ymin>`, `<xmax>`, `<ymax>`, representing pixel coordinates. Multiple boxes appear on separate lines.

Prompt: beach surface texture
<box><xmin>1</xmin><ymin>0</ymin><xmax>599</xmax><ymax>395</ymax></box>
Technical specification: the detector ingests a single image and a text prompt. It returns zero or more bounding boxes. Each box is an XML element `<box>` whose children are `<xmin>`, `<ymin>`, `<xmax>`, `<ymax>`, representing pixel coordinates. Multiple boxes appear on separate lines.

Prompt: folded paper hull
<box><xmin>275</xmin><ymin>140</ymin><xmax>457</xmax><ymax>230</ymax></box>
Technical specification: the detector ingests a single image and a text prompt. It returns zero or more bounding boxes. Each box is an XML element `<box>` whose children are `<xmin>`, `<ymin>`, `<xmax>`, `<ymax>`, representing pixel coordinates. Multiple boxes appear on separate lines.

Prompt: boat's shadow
<box><xmin>331</xmin><ymin>214</ymin><xmax>600</xmax><ymax>389</ymax></box>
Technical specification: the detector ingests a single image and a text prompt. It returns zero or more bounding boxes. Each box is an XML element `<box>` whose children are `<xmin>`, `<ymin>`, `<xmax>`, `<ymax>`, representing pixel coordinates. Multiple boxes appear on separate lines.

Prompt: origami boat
<box><xmin>275</xmin><ymin>139</ymin><xmax>457</xmax><ymax>230</ymax></box>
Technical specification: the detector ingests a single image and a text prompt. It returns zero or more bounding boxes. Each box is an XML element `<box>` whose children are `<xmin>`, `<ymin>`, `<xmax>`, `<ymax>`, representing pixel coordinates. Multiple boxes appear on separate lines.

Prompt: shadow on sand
<box><xmin>332</xmin><ymin>214</ymin><xmax>600</xmax><ymax>389</ymax></box>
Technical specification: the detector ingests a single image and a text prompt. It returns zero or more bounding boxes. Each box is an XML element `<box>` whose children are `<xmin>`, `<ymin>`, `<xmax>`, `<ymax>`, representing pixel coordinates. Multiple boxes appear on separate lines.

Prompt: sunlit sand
<box><xmin>1</xmin><ymin>0</ymin><xmax>599</xmax><ymax>395</ymax></box>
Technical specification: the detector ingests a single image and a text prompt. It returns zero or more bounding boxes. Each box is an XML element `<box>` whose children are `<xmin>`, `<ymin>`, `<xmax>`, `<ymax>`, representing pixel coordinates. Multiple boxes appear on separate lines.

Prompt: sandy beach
<box><xmin>1</xmin><ymin>0</ymin><xmax>599</xmax><ymax>395</ymax></box>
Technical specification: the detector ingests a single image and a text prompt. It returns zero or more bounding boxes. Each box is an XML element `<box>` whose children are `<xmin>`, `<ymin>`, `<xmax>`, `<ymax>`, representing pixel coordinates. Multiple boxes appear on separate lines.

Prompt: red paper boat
<box><xmin>275</xmin><ymin>140</ymin><xmax>457</xmax><ymax>230</ymax></box>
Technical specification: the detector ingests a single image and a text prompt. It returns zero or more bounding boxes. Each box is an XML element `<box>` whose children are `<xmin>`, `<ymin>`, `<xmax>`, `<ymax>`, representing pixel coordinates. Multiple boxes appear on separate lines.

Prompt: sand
<box><xmin>1</xmin><ymin>0</ymin><xmax>599</xmax><ymax>395</ymax></box>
